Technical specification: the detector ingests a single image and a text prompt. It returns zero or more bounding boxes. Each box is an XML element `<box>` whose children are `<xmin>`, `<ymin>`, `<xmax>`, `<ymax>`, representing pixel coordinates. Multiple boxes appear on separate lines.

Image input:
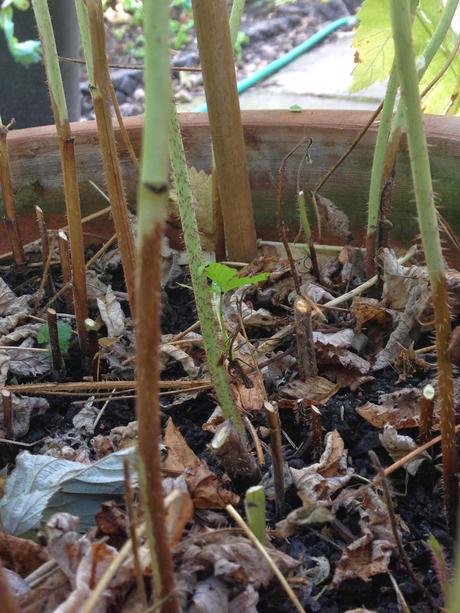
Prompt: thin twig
<box><xmin>58</xmin><ymin>55</ymin><xmax>201</xmax><ymax>72</ymax></box>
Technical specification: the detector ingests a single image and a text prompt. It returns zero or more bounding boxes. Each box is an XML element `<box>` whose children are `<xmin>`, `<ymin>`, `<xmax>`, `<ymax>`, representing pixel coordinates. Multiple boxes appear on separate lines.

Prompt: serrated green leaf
<box><xmin>351</xmin><ymin>0</ymin><xmax>460</xmax><ymax>112</ymax></box>
<box><xmin>204</xmin><ymin>262</ymin><xmax>269</xmax><ymax>294</ymax></box>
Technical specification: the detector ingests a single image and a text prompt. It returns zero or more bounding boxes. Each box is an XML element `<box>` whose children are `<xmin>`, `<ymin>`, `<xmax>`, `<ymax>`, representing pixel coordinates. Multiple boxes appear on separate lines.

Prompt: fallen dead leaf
<box><xmin>0</xmin><ymin>532</ymin><xmax>49</xmax><ymax>576</ymax></box>
<box><xmin>357</xmin><ymin>387</ymin><xmax>421</xmax><ymax>429</ymax></box>
<box><xmin>162</xmin><ymin>418</ymin><xmax>201</xmax><ymax>474</ymax></box>
<box><xmin>281</xmin><ymin>376</ymin><xmax>339</xmax><ymax>406</ymax></box>
<box><xmin>333</xmin><ymin>487</ymin><xmax>395</xmax><ymax>584</ymax></box>
<box><xmin>379</xmin><ymin>425</ymin><xmax>428</xmax><ymax>475</ymax></box>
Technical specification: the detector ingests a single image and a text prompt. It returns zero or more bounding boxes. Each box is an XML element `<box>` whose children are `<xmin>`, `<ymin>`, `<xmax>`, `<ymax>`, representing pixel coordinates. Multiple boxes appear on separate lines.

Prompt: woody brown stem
<box><xmin>191</xmin><ymin>0</ymin><xmax>257</xmax><ymax>262</ymax></box>
<box><xmin>83</xmin><ymin>0</ymin><xmax>136</xmax><ymax>314</ymax></box>
<box><xmin>211</xmin><ymin>420</ymin><xmax>261</xmax><ymax>490</ymax></box>
<box><xmin>0</xmin><ymin>123</ymin><xmax>25</xmax><ymax>269</ymax></box>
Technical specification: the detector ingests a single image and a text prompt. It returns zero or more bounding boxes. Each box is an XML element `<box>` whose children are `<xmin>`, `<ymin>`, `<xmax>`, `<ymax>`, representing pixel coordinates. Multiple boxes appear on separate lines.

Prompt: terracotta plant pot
<box><xmin>2</xmin><ymin>110</ymin><xmax>460</xmax><ymax>254</ymax></box>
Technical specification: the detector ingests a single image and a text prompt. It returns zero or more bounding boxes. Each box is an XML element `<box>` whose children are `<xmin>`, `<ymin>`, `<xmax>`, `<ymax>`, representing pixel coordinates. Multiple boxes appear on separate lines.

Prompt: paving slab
<box><xmin>179</xmin><ymin>32</ymin><xmax>387</xmax><ymax>112</ymax></box>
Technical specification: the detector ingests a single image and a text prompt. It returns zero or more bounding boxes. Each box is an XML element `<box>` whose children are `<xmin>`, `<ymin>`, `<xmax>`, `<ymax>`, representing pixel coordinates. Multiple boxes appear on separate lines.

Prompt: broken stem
<box><xmin>294</xmin><ymin>296</ymin><xmax>317</xmax><ymax>380</ymax></box>
<box><xmin>34</xmin><ymin>206</ymin><xmax>55</xmax><ymax>298</ymax></box>
<box><xmin>419</xmin><ymin>384</ymin><xmax>435</xmax><ymax>444</ymax></box>
<box><xmin>211</xmin><ymin>420</ymin><xmax>261</xmax><ymax>489</ymax></box>
<box><xmin>46</xmin><ymin>308</ymin><xmax>63</xmax><ymax>372</ymax></box>
<box><xmin>1</xmin><ymin>389</ymin><xmax>13</xmax><ymax>440</ymax></box>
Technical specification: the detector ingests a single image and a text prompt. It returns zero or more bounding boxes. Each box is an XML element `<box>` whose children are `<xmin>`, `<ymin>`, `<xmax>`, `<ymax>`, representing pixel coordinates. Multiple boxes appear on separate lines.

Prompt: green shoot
<box><xmin>204</xmin><ymin>262</ymin><xmax>269</xmax><ymax>294</ymax></box>
<box><xmin>203</xmin><ymin>262</ymin><xmax>269</xmax><ymax>342</ymax></box>
<box><xmin>244</xmin><ymin>485</ymin><xmax>267</xmax><ymax>545</ymax></box>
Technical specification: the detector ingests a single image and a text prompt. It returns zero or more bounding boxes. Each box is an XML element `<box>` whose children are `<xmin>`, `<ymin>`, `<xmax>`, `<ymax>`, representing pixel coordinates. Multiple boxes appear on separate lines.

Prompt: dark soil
<box><xmin>2</xmin><ymin>245</ymin><xmax>455</xmax><ymax>613</ymax></box>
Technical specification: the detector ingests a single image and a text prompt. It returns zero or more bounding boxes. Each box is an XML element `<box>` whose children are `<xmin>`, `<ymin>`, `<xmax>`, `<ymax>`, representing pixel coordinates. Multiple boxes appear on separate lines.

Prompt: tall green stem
<box><xmin>229</xmin><ymin>0</ymin><xmax>246</xmax><ymax>48</ymax></box>
<box><xmin>367</xmin><ymin>0</ymin><xmax>459</xmax><ymax>277</ymax></box>
<box><xmin>32</xmin><ymin>0</ymin><xmax>88</xmax><ymax>356</ymax></box>
<box><xmin>134</xmin><ymin>0</ymin><xmax>178</xmax><ymax>610</ymax></box>
<box><xmin>169</xmin><ymin>102</ymin><xmax>245</xmax><ymax>438</ymax></box>
<box><xmin>365</xmin><ymin>65</ymin><xmax>398</xmax><ymax>275</ymax></box>
<box><xmin>390</xmin><ymin>0</ymin><xmax>458</xmax><ymax>533</ymax></box>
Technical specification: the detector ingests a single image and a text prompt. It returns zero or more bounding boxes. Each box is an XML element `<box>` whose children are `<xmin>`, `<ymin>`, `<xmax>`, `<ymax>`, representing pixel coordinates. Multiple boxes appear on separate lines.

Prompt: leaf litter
<box><xmin>0</xmin><ymin>212</ymin><xmax>456</xmax><ymax>612</ymax></box>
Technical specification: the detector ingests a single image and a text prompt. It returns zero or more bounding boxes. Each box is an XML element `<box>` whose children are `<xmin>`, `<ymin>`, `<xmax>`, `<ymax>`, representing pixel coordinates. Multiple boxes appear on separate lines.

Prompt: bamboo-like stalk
<box><xmin>192</xmin><ymin>0</ymin><xmax>257</xmax><ymax>262</ymax></box>
<box><xmin>390</xmin><ymin>0</ymin><xmax>458</xmax><ymax>533</ymax></box>
<box><xmin>32</xmin><ymin>0</ymin><xmax>88</xmax><ymax>357</ymax></box>
<box><xmin>77</xmin><ymin>0</ymin><xmax>136</xmax><ymax>314</ymax></box>
<box><xmin>0</xmin><ymin>118</ymin><xmax>26</xmax><ymax>269</ymax></box>
<box><xmin>169</xmin><ymin>102</ymin><xmax>246</xmax><ymax>436</ymax></box>
<box><xmin>367</xmin><ymin>0</ymin><xmax>460</xmax><ymax>278</ymax></box>
<box><xmin>244</xmin><ymin>485</ymin><xmax>267</xmax><ymax>545</ymax></box>
<box><xmin>134</xmin><ymin>0</ymin><xmax>178</xmax><ymax>609</ymax></box>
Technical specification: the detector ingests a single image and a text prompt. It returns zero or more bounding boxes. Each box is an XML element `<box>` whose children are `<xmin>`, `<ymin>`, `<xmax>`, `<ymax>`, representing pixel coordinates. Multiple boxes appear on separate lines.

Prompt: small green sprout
<box><xmin>202</xmin><ymin>262</ymin><xmax>269</xmax><ymax>342</ymax></box>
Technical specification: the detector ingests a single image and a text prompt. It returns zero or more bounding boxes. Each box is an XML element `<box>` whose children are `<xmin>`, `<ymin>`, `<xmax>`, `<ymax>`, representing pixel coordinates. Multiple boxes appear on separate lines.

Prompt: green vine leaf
<box><xmin>351</xmin><ymin>0</ymin><xmax>460</xmax><ymax>114</ymax></box>
<box><xmin>204</xmin><ymin>262</ymin><xmax>269</xmax><ymax>294</ymax></box>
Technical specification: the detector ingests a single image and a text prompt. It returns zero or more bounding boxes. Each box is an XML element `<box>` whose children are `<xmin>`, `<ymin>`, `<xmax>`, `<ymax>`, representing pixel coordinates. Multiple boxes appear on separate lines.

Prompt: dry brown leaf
<box><xmin>0</xmin><ymin>532</ymin><xmax>49</xmax><ymax>576</ymax></box>
<box><xmin>228</xmin><ymin>336</ymin><xmax>266</xmax><ymax>413</ymax></box>
<box><xmin>323</xmin><ymin>366</ymin><xmax>374</xmax><ymax>391</ymax></box>
<box><xmin>163</xmin><ymin>418</ymin><xmax>201</xmax><ymax>474</ymax></box>
<box><xmin>277</xmin><ymin>431</ymin><xmax>352</xmax><ymax>536</ymax></box>
<box><xmin>357</xmin><ymin>387</ymin><xmax>421</xmax><ymax>429</ymax></box>
<box><xmin>333</xmin><ymin>487</ymin><xmax>395</xmax><ymax>584</ymax></box>
<box><xmin>177</xmin><ymin>535</ymin><xmax>299</xmax><ymax>590</ymax></box>
<box><xmin>184</xmin><ymin>464</ymin><xmax>240</xmax><ymax>509</ymax></box>
<box><xmin>281</xmin><ymin>376</ymin><xmax>339</xmax><ymax>406</ymax></box>
<box><xmin>96</xmin><ymin>286</ymin><xmax>125</xmax><ymax>338</ymax></box>
<box><xmin>379</xmin><ymin>425</ymin><xmax>428</xmax><ymax>475</ymax></box>
<box><xmin>202</xmin><ymin>406</ymin><xmax>225</xmax><ymax>433</ymax></box>
<box><xmin>18</xmin><ymin>567</ymin><xmax>71</xmax><ymax>612</ymax></box>
<box><xmin>165</xmin><ymin>489</ymin><xmax>194</xmax><ymax>545</ymax></box>
<box><xmin>95</xmin><ymin>501</ymin><xmax>127</xmax><ymax>541</ymax></box>
<box><xmin>92</xmin><ymin>421</ymin><xmax>138</xmax><ymax>458</ymax></box>
<box><xmin>315</xmin><ymin>194</ymin><xmax>351</xmax><ymax>241</ymax></box>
